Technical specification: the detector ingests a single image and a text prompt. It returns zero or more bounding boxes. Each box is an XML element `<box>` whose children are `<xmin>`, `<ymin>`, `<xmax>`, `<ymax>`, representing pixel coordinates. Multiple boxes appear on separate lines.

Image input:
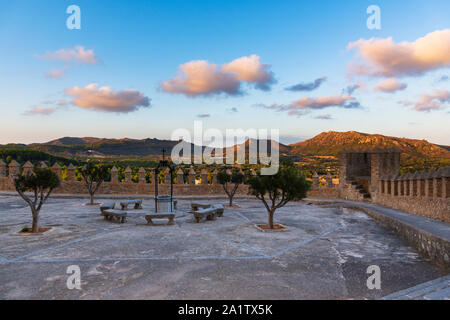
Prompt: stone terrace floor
<box><xmin>0</xmin><ymin>196</ymin><xmax>447</xmax><ymax>299</ymax></box>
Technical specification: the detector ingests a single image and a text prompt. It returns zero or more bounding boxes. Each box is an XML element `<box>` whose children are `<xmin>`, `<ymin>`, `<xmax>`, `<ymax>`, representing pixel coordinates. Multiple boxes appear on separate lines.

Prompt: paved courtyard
<box><xmin>0</xmin><ymin>196</ymin><xmax>446</xmax><ymax>299</ymax></box>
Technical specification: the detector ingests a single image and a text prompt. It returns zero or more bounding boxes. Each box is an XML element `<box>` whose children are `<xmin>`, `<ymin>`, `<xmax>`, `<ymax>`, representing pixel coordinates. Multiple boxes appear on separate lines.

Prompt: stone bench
<box><xmin>145</xmin><ymin>213</ymin><xmax>175</xmax><ymax>226</ymax></box>
<box><xmin>101</xmin><ymin>209</ymin><xmax>127</xmax><ymax>223</ymax></box>
<box><xmin>212</xmin><ymin>204</ymin><xmax>224</xmax><ymax>217</ymax></box>
<box><xmin>190</xmin><ymin>202</ymin><xmax>211</xmax><ymax>212</ymax></box>
<box><xmin>100</xmin><ymin>202</ymin><xmax>116</xmax><ymax>213</ymax></box>
<box><xmin>120</xmin><ymin>199</ymin><xmax>143</xmax><ymax>210</ymax></box>
<box><xmin>193</xmin><ymin>208</ymin><xmax>217</xmax><ymax>223</ymax></box>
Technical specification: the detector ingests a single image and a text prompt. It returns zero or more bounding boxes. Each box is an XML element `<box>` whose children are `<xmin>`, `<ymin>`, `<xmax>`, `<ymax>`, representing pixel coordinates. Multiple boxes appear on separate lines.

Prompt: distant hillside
<box><xmin>28</xmin><ymin>137</ymin><xmax>184</xmax><ymax>158</ymax></box>
<box><xmin>228</xmin><ymin>138</ymin><xmax>292</xmax><ymax>157</ymax></box>
<box><xmin>437</xmin><ymin>144</ymin><xmax>450</xmax><ymax>152</ymax></box>
<box><xmin>44</xmin><ymin>137</ymin><xmax>106</xmax><ymax>146</ymax></box>
<box><xmin>0</xmin><ymin>149</ymin><xmax>83</xmax><ymax>166</ymax></box>
<box><xmin>1</xmin><ymin>132</ymin><xmax>448</xmax><ymax>168</ymax></box>
<box><xmin>289</xmin><ymin>131</ymin><xmax>450</xmax><ymax>159</ymax></box>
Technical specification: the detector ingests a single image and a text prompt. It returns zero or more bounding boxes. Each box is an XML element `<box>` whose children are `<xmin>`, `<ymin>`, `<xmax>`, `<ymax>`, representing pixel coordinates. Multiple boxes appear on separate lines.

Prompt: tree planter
<box><xmin>254</xmin><ymin>224</ymin><xmax>289</xmax><ymax>232</ymax></box>
<box><xmin>223</xmin><ymin>204</ymin><xmax>240</xmax><ymax>208</ymax></box>
<box><xmin>18</xmin><ymin>227</ymin><xmax>52</xmax><ymax>235</ymax></box>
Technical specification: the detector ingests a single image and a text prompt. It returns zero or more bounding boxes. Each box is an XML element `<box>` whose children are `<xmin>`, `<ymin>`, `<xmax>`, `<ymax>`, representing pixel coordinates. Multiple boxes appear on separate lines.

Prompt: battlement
<box><xmin>337</xmin><ymin>148</ymin><xmax>449</xmax><ymax>222</ymax></box>
<box><xmin>0</xmin><ymin>161</ymin><xmax>249</xmax><ymax>196</ymax></box>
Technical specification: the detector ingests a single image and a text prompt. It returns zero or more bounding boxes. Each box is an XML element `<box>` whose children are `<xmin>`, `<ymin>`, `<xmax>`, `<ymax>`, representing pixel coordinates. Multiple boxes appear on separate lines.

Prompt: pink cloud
<box><xmin>290</xmin><ymin>94</ymin><xmax>356</xmax><ymax>110</ymax></box>
<box><xmin>45</xmin><ymin>68</ymin><xmax>67</xmax><ymax>79</ymax></box>
<box><xmin>347</xmin><ymin>29</ymin><xmax>450</xmax><ymax>77</ymax></box>
<box><xmin>38</xmin><ymin>46</ymin><xmax>98</xmax><ymax>64</ymax></box>
<box><xmin>400</xmin><ymin>89</ymin><xmax>450</xmax><ymax>112</ymax></box>
<box><xmin>374</xmin><ymin>78</ymin><xmax>407</xmax><ymax>93</ymax></box>
<box><xmin>65</xmin><ymin>83</ymin><xmax>150</xmax><ymax>113</ymax></box>
<box><xmin>314</xmin><ymin>114</ymin><xmax>333</xmax><ymax>120</ymax></box>
<box><xmin>221</xmin><ymin>54</ymin><xmax>275</xmax><ymax>91</ymax></box>
<box><xmin>162</xmin><ymin>55</ymin><xmax>275</xmax><ymax>97</ymax></box>
<box><xmin>162</xmin><ymin>60</ymin><xmax>241</xmax><ymax>97</ymax></box>
<box><xmin>24</xmin><ymin>106</ymin><xmax>57</xmax><ymax>116</ymax></box>
<box><xmin>258</xmin><ymin>94</ymin><xmax>360</xmax><ymax>116</ymax></box>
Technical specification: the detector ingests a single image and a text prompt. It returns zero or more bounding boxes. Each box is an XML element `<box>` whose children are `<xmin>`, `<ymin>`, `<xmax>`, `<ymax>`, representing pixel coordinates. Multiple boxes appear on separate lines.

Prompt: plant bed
<box><xmin>18</xmin><ymin>227</ymin><xmax>52</xmax><ymax>235</ymax></box>
<box><xmin>223</xmin><ymin>204</ymin><xmax>240</xmax><ymax>208</ymax></box>
<box><xmin>254</xmin><ymin>224</ymin><xmax>289</xmax><ymax>232</ymax></box>
<box><xmin>84</xmin><ymin>203</ymin><xmax>101</xmax><ymax>206</ymax></box>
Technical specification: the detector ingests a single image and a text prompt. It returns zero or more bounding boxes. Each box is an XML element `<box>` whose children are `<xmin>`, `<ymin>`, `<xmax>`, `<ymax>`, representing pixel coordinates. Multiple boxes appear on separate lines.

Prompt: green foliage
<box><xmin>216</xmin><ymin>168</ymin><xmax>244</xmax><ymax>206</ymax></box>
<box><xmin>248</xmin><ymin>161</ymin><xmax>310</xmax><ymax>201</ymax></box>
<box><xmin>217</xmin><ymin>169</ymin><xmax>244</xmax><ymax>185</ymax></box>
<box><xmin>80</xmin><ymin>162</ymin><xmax>109</xmax><ymax>183</ymax></box>
<box><xmin>14</xmin><ymin>168</ymin><xmax>61</xmax><ymax>193</ymax></box>
<box><xmin>247</xmin><ymin>160</ymin><xmax>311</xmax><ymax>228</ymax></box>
<box><xmin>80</xmin><ymin>162</ymin><xmax>109</xmax><ymax>204</ymax></box>
<box><xmin>14</xmin><ymin>168</ymin><xmax>61</xmax><ymax>233</ymax></box>
<box><xmin>0</xmin><ymin>149</ymin><xmax>82</xmax><ymax>166</ymax></box>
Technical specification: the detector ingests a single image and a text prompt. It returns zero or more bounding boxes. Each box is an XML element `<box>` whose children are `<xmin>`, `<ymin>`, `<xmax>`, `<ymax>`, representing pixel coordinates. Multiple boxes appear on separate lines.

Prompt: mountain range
<box><xmin>1</xmin><ymin>131</ymin><xmax>449</xmax><ymax>162</ymax></box>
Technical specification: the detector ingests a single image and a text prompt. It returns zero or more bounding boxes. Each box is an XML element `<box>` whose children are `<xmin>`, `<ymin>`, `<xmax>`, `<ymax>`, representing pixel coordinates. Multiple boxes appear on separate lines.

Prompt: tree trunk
<box><xmin>229</xmin><ymin>194</ymin><xmax>233</xmax><ymax>206</ymax></box>
<box><xmin>31</xmin><ymin>210</ymin><xmax>39</xmax><ymax>233</ymax></box>
<box><xmin>268</xmin><ymin>210</ymin><xmax>274</xmax><ymax>229</ymax></box>
<box><xmin>90</xmin><ymin>193</ymin><xmax>94</xmax><ymax>205</ymax></box>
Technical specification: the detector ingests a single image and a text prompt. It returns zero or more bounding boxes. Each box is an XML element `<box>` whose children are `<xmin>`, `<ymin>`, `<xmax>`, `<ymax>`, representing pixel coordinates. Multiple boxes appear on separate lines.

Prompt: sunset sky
<box><xmin>0</xmin><ymin>0</ymin><xmax>449</xmax><ymax>145</ymax></box>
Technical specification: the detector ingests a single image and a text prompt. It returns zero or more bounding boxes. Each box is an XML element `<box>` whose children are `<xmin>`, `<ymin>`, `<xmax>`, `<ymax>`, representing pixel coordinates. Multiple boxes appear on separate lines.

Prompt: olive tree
<box><xmin>80</xmin><ymin>163</ymin><xmax>109</xmax><ymax>205</ymax></box>
<box><xmin>217</xmin><ymin>169</ymin><xmax>244</xmax><ymax>206</ymax></box>
<box><xmin>247</xmin><ymin>161</ymin><xmax>310</xmax><ymax>229</ymax></box>
<box><xmin>14</xmin><ymin>168</ymin><xmax>60</xmax><ymax>233</ymax></box>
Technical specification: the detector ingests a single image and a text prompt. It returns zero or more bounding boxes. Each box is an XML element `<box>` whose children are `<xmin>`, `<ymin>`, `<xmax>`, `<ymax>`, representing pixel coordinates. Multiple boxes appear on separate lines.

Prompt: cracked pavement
<box><xmin>0</xmin><ymin>196</ymin><xmax>445</xmax><ymax>299</ymax></box>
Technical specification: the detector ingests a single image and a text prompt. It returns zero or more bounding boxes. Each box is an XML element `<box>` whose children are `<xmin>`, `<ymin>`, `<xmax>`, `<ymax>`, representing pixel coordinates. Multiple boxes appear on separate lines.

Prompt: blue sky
<box><xmin>0</xmin><ymin>0</ymin><xmax>449</xmax><ymax>145</ymax></box>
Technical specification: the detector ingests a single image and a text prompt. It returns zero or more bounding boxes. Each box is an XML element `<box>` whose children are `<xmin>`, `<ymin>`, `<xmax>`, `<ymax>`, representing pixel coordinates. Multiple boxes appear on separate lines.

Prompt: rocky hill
<box><xmin>289</xmin><ymin>131</ymin><xmax>450</xmax><ymax>159</ymax></box>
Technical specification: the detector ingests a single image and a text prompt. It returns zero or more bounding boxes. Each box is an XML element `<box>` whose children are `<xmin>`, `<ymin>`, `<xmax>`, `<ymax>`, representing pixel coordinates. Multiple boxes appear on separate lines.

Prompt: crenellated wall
<box><xmin>0</xmin><ymin>161</ymin><xmax>249</xmax><ymax>196</ymax></box>
<box><xmin>376</xmin><ymin>168</ymin><xmax>450</xmax><ymax>222</ymax></box>
<box><xmin>307</xmin><ymin>171</ymin><xmax>340</xmax><ymax>199</ymax></box>
<box><xmin>336</xmin><ymin>148</ymin><xmax>450</xmax><ymax>222</ymax></box>
<box><xmin>1</xmin><ymin>154</ymin><xmax>448</xmax><ymax>222</ymax></box>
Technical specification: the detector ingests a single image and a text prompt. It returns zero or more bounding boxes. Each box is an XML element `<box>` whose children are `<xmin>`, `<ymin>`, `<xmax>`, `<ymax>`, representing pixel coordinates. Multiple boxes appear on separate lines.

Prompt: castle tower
<box><xmin>369</xmin><ymin>148</ymin><xmax>400</xmax><ymax>198</ymax></box>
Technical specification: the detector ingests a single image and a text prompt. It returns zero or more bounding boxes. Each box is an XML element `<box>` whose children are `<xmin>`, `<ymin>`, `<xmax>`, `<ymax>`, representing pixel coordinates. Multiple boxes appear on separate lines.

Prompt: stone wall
<box><xmin>0</xmin><ymin>161</ymin><xmax>249</xmax><ymax>196</ymax></box>
<box><xmin>375</xmin><ymin>168</ymin><xmax>450</xmax><ymax>223</ymax></box>
<box><xmin>338</xmin><ymin>148</ymin><xmax>401</xmax><ymax>201</ymax></box>
<box><xmin>337</xmin><ymin>148</ymin><xmax>449</xmax><ymax>222</ymax></box>
<box><xmin>0</xmin><ymin>160</ymin><xmax>341</xmax><ymax>199</ymax></box>
<box><xmin>338</xmin><ymin>182</ymin><xmax>368</xmax><ymax>202</ymax></box>
<box><xmin>1</xmin><ymin>155</ymin><xmax>448</xmax><ymax>223</ymax></box>
<box><xmin>308</xmin><ymin>171</ymin><xmax>339</xmax><ymax>198</ymax></box>
<box><xmin>355</xmin><ymin>206</ymin><xmax>450</xmax><ymax>270</ymax></box>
